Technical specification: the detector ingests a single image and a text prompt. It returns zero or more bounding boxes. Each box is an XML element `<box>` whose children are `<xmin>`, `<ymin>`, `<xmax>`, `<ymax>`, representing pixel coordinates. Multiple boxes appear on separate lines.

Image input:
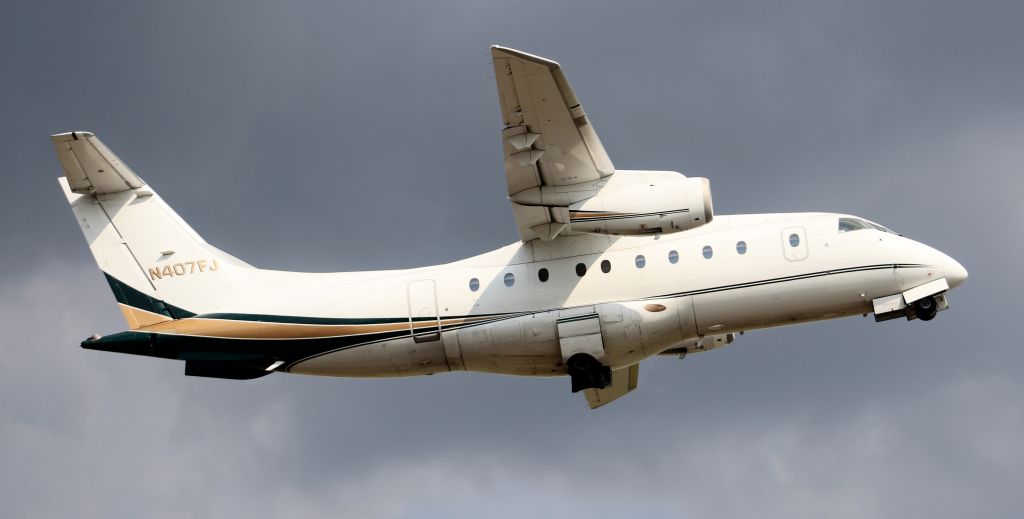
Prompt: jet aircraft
<box><xmin>53</xmin><ymin>46</ymin><xmax>967</xmax><ymax>408</ymax></box>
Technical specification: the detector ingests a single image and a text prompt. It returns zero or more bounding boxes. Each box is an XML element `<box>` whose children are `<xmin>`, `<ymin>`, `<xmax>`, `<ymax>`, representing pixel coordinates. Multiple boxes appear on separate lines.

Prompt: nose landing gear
<box><xmin>874</xmin><ymin>289</ymin><xmax>949</xmax><ymax>323</ymax></box>
<box><xmin>567</xmin><ymin>353</ymin><xmax>612</xmax><ymax>392</ymax></box>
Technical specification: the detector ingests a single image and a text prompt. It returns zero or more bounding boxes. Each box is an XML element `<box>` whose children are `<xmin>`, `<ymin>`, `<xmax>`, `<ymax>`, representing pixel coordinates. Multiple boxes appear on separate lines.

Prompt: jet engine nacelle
<box><xmin>569</xmin><ymin>173</ymin><xmax>713</xmax><ymax>236</ymax></box>
<box><xmin>510</xmin><ymin>171</ymin><xmax>713</xmax><ymax>237</ymax></box>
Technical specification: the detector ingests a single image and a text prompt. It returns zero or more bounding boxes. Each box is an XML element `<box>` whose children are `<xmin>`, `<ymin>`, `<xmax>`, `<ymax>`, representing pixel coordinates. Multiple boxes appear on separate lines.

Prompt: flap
<box><xmin>584</xmin><ymin>363</ymin><xmax>639</xmax><ymax>409</ymax></box>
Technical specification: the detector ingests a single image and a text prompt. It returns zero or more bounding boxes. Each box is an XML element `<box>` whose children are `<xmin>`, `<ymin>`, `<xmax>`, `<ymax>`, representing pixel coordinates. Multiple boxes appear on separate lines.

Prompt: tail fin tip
<box><xmin>50</xmin><ymin>131</ymin><xmax>145</xmax><ymax>195</ymax></box>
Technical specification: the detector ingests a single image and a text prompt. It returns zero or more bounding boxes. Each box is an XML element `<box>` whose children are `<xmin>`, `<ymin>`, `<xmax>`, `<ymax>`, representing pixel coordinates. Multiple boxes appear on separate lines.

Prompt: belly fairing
<box><xmin>289</xmin><ymin>296</ymin><xmax>702</xmax><ymax>377</ymax></box>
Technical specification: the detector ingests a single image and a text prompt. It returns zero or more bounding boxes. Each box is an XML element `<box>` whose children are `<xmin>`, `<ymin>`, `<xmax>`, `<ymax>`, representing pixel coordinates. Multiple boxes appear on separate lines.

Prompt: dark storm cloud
<box><xmin>2</xmin><ymin>1</ymin><xmax>1022</xmax><ymax>517</ymax></box>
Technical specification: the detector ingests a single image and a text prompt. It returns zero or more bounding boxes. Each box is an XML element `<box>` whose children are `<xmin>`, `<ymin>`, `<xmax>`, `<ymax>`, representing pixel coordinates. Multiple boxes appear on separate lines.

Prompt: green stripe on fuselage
<box><xmin>103</xmin><ymin>273</ymin><xmax>195</xmax><ymax>319</ymax></box>
<box><xmin>81</xmin><ymin>327</ymin><xmax>413</xmax><ymax>365</ymax></box>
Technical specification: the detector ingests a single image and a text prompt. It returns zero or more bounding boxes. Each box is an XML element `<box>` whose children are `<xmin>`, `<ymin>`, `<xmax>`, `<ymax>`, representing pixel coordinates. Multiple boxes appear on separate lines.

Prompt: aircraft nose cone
<box><xmin>943</xmin><ymin>255</ymin><xmax>968</xmax><ymax>289</ymax></box>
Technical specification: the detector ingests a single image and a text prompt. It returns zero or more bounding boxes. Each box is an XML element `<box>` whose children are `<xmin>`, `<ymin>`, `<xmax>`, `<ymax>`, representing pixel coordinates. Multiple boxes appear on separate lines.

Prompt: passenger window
<box><xmin>575</xmin><ymin>263</ymin><xmax>586</xmax><ymax>277</ymax></box>
<box><xmin>635</xmin><ymin>255</ymin><xmax>646</xmax><ymax>268</ymax></box>
<box><xmin>702</xmin><ymin>245</ymin><xmax>713</xmax><ymax>259</ymax></box>
<box><xmin>789</xmin><ymin>233</ymin><xmax>800</xmax><ymax>247</ymax></box>
<box><xmin>736</xmin><ymin>241</ymin><xmax>747</xmax><ymax>254</ymax></box>
<box><xmin>668</xmin><ymin>250</ymin><xmax>679</xmax><ymax>264</ymax></box>
<box><xmin>503</xmin><ymin>272</ymin><xmax>515</xmax><ymax>287</ymax></box>
<box><xmin>469</xmin><ymin>278</ymin><xmax>480</xmax><ymax>292</ymax></box>
<box><xmin>601</xmin><ymin>259</ymin><xmax>611</xmax><ymax>273</ymax></box>
<box><xmin>538</xmin><ymin>268</ymin><xmax>549</xmax><ymax>282</ymax></box>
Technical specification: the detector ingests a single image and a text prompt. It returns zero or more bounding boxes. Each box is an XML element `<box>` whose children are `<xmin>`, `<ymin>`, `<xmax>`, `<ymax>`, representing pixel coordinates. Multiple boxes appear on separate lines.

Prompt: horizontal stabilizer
<box><xmin>51</xmin><ymin>131</ymin><xmax>144</xmax><ymax>194</ymax></box>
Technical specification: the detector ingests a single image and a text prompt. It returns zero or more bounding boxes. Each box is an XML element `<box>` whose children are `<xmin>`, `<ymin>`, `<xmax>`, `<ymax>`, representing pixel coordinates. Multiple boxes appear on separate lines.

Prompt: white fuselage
<box><xmin>195</xmin><ymin>212</ymin><xmax>962</xmax><ymax>378</ymax></box>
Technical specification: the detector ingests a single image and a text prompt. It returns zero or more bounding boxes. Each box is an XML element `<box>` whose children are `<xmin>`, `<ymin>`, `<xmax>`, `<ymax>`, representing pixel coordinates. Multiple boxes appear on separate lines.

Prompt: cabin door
<box><xmin>407</xmin><ymin>280</ymin><xmax>441</xmax><ymax>343</ymax></box>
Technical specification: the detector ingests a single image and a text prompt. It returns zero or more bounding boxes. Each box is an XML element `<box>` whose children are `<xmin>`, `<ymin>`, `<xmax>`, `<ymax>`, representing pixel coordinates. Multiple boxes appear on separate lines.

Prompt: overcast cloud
<box><xmin>1</xmin><ymin>1</ymin><xmax>1022</xmax><ymax>517</ymax></box>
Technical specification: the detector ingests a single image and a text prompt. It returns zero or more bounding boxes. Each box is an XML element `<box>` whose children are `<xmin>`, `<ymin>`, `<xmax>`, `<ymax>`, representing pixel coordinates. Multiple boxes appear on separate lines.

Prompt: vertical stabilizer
<box><xmin>53</xmin><ymin>132</ymin><xmax>250</xmax><ymax>326</ymax></box>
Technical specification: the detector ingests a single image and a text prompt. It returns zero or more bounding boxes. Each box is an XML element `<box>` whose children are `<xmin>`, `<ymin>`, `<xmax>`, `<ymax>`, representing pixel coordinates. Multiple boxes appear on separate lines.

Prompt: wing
<box><xmin>51</xmin><ymin>131</ymin><xmax>145</xmax><ymax>194</ymax></box>
<box><xmin>583</xmin><ymin>363</ymin><xmax>639</xmax><ymax>409</ymax></box>
<box><xmin>491</xmin><ymin>46</ymin><xmax>614</xmax><ymax>241</ymax></box>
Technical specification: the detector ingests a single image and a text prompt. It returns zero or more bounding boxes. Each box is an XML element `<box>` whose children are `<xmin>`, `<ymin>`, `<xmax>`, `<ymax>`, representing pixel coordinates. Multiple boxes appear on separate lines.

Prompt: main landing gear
<box><xmin>913</xmin><ymin>295</ymin><xmax>938</xmax><ymax>321</ymax></box>
<box><xmin>567</xmin><ymin>353</ymin><xmax>612</xmax><ymax>393</ymax></box>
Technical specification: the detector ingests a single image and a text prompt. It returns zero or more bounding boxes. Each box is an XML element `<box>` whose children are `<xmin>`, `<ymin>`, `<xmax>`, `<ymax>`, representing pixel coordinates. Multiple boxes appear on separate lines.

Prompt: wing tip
<box><xmin>51</xmin><ymin>131</ymin><xmax>96</xmax><ymax>143</ymax></box>
<box><xmin>490</xmin><ymin>45</ymin><xmax>560</xmax><ymax>70</ymax></box>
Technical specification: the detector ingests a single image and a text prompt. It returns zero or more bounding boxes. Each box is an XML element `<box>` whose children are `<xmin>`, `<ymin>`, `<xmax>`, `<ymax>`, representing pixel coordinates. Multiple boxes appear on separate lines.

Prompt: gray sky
<box><xmin>2</xmin><ymin>1</ymin><xmax>1022</xmax><ymax>517</ymax></box>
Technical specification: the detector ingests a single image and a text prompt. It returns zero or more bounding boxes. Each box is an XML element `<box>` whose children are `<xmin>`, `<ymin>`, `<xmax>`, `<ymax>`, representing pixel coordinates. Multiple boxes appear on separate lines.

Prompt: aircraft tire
<box><xmin>568</xmin><ymin>353</ymin><xmax>595</xmax><ymax>373</ymax></box>
<box><xmin>914</xmin><ymin>296</ymin><xmax>938</xmax><ymax>321</ymax></box>
<box><xmin>567</xmin><ymin>353</ymin><xmax>611</xmax><ymax>392</ymax></box>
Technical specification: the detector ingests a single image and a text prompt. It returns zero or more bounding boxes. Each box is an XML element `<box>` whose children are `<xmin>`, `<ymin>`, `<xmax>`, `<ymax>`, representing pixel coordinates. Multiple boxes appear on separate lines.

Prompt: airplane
<box><xmin>52</xmin><ymin>46</ymin><xmax>967</xmax><ymax>408</ymax></box>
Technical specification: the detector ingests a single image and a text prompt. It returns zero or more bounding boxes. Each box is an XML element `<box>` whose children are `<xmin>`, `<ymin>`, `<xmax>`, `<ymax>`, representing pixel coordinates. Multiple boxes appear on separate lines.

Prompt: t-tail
<box><xmin>52</xmin><ymin>131</ymin><xmax>251</xmax><ymax>330</ymax></box>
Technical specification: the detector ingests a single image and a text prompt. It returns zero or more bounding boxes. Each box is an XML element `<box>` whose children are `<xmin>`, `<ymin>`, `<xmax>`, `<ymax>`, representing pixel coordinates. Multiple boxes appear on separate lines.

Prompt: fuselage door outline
<box><xmin>408</xmin><ymin>279</ymin><xmax>442</xmax><ymax>343</ymax></box>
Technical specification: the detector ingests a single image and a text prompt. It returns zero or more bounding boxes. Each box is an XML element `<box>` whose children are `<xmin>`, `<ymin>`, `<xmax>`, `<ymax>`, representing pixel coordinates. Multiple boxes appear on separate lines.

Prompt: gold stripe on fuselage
<box><xmin>118</xmin><ymin>303</ymin><xmax>173</xmax><ymax>329</ymax></box>
<box><xmin>134</xmin><ymin>315</ymin><xmax>496</xmax><ymax>339</ymax></box>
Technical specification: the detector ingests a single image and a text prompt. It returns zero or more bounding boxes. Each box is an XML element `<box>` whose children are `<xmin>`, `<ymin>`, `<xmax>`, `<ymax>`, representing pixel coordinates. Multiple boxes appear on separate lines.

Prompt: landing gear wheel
<box><xmin>566</xmin><ymin>353</ymin><xmax>612</xmax><ymax>393</ymax></box>
<box><xmin>914</xmin><ymin>296</ymin><xmax>938</xmax><ymax>321</ymax></box>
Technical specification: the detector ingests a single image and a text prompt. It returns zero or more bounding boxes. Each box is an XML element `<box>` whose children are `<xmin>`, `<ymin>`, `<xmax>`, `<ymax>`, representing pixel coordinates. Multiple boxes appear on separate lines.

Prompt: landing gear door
<box><xmin>407</xmin><ymin>280</ymin><xmax>441</xmax><ymax>343</ymax></box>
<box><xmin>557</xmin><ymin>306</ymin><xmax>604</xmax><ymax>362</ymax></box>
<box><xmin>782</xmin><ymin>226</ymin><xmax>808</xmax><ymax>261</ymax></box>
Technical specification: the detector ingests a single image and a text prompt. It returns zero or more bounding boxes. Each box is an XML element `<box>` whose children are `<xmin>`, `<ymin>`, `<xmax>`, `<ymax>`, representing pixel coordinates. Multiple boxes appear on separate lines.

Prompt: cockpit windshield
<box><xmin>838</xmin><ymin>217</ymin><xmax>897</xmax><ymax>234</ymax></box>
